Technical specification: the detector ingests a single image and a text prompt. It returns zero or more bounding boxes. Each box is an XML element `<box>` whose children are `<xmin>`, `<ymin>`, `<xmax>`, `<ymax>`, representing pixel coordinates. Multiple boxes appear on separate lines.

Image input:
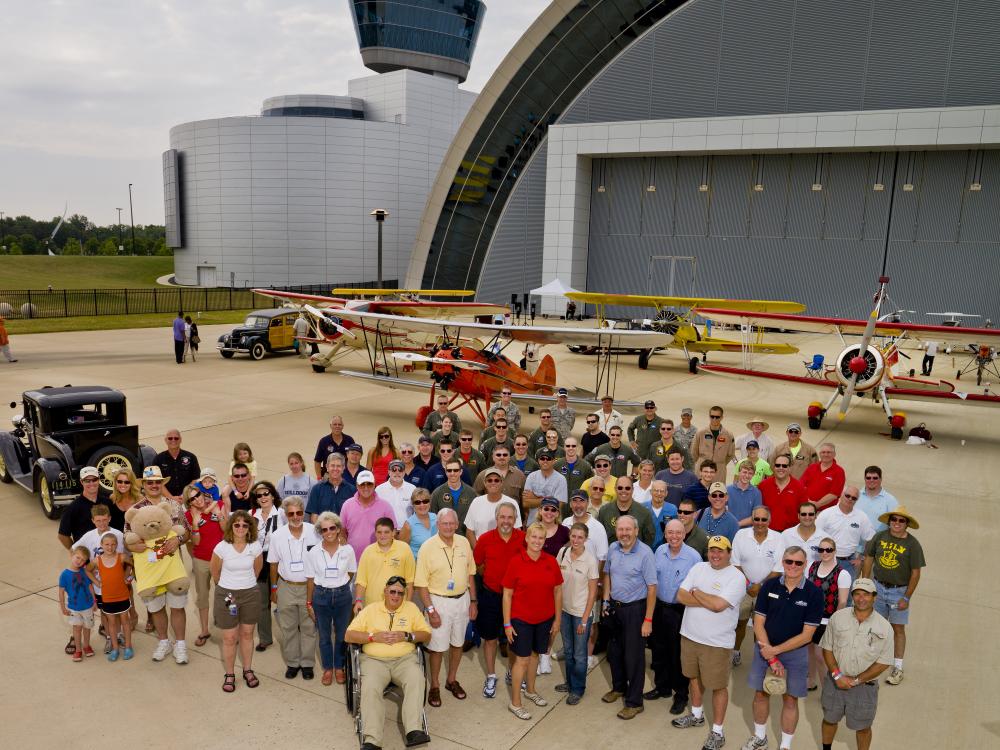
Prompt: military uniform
<box><xmin>421</xmin><ymin>410</ymin><xmax>462</xmax><ymax>436</ymax></box>
<box><xmin>772</xmin><ymin>440</ymin><xmax>819</xmax><ymax>480</ymax></box>
<box><xmin>691</xmin><ymin>427</ymin><xmax>736</xmax><ymax>483</ymax></box>
<box><xmin>586</xmin><ymin>441</ymin><xmax>640</xmax><ymax>478</ymax></box>
<box><xmin>627</xmin><ymin>414</ymin><xmax>664</xmax><ymax>458</ymax></box>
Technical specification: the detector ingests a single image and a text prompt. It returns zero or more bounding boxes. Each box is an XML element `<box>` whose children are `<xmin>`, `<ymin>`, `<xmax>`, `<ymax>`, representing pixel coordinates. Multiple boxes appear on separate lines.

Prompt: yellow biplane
<box><xmin>564</xmin><ymin>291</ymin><xmax>806</xmax><ymax>370</ymax></box>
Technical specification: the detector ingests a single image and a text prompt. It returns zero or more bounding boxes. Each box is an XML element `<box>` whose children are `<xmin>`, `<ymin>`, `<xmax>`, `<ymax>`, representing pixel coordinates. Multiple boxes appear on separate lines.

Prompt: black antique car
<box><xmin>0</xmin><ymin>386</ymin><xmax>156</xmax><ymax>519</ymax></box>
<box><xmin>217</xmin><ymin>308</ymin><xmax>300</xmax><ymax>360</ymax></box>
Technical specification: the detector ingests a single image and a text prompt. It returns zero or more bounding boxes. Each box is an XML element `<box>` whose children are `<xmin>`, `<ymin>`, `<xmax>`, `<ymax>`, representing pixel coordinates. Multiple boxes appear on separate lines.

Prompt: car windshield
<box><xmin>243</xmin><ymin>316</ymin><xmax>269</xmax><ymax>329</ymax></box>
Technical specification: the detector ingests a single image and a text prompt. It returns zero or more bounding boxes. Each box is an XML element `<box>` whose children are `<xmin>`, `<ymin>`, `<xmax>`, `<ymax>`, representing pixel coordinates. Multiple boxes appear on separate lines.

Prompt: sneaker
<box><xmin>740</xmin><ymin>735</ymin><xmax>767</xmax><ymax>750</ymax></box>
<box><xmin>508</xmin><ymin>703</ymin><xmax>532</xmax><ymax>721</ymax></box>
<box><xmin>587</xmin><ymin>655</ymin><xmax>598</xmax><ymax>670</ymax></box>
<box><xmin>173</xmin><ymin>641</ymin><xmax>189</xmax><ymax>665</ymax></box>
<box><xmin>104</xmin><ymin>637</ymin><xmax>113</xmax><ymax>655</ymax></box>
<box><xmin>483</xmin><ymin>675</ymin><xmax>498</xmax><ymax>699</ymax></box>
<box><xmin>886</xmin><ymin>667</ymin><xmax>904</xmax><ymax>685</ymax></box>
<box><xmin>554</xmin><ymin>683</ymin><xmax>570</xmax><ymax>693</ymax></box>
<box><xmin>703</xmin><ymin>730</ymin><xmax>727</xmax><ymax>750</ymax></box>
<box><xmin>72</xmin><ymin>650</ymin><xmax>83</xmax><ymax>662</ymax></box>
<box><xmin>617</xmin><ymin>706</ymin><xmax>643</xmax><ymax>720</ymax></box>
<box><xmin>107</xmin><ymin>649</ymin><xmax>120</xmax><ymax>662</ymax></box>
<box><xmin>731</xmin><ymin>650</ymin><xmax>742</xmax><ymax>666</ymax></box>
<box><xmin>82</xmin><ymin>646</ymin><xmax>95</xmax><ymax>658</ymax></box>
<box><xmin>537</xmin><ymin>654</ymin><xmax>552</xmax><ymax>674</ymax></box>
<box><xmin>152</xmin><ymin>639</ymin><xmax>172</xmax><ymax>662</ymax></box>
<box><xmin>671</xmin><ymin>712</ymin><xmax>705</xmax><ymax>729</ymax></box>
<box><xmin>566</xmin><ymin>693</ymin><xmax>582</xmax><ymax>705</ymax></box>
<box><xmin>122</xmin><ymin>647</ymin><xmax>135</xmax><ymax>660</ymax></box>
<box><xmin>521</xmin><ymin>690</ymin><xmax>548</xmax><ymax>707</ymax></box>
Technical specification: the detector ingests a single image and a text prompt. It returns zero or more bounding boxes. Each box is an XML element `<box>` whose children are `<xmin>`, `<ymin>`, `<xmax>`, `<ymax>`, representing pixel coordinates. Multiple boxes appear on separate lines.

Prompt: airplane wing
<box><xmin>882</xmin><ymin>387</ymin><xmax>1000</xmax><ymax>408</ymax></box>
<box><xmin>253</xmin><ymin>288</ymin><xmax>507</xmax><ymax>319</ymax></box>
<box><xmin>695</xmin><ymin>308</ymin><xmax>1000</xmax><ymax>347</ymax></box>
<box><xmin>337</xmin><ymin>370</ymin><xmax>648</xmax><ymax>410</ymax></box>
<box><xmin>253</xmin><ymin>289</ymin><xmax>349</xmax><ymax>307</ymax></box>
<box><xmin>697</xmin><ymin>364</ymin><xmax>839</xmax><ymax>390</ymax></box>
<box><xmin>686</xmin><ymin>338</ymin><xmax>799</xmax><ymax>355</ymax></box>
<box><xmin>327</xmin><ymin>309</ymin><xmax>674</xmax><ymax>348</ymax></box>
<box><xmin>567</xmin><ymin>291</ymin><xmax>805</xmax><ymax>314</ymax></box>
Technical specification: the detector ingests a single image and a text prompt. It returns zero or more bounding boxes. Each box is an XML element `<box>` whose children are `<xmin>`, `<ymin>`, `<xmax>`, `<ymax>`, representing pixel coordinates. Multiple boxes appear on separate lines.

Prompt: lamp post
<box><xmin>369</xmin><ymin>208</ymin><xmax>389</xmax><ymax>289</ymax></box>
<box><xmin>128</xmin><ymin>183</ymin><xmax>137</xmax><ymax>255</ymax></box>
<box><xmin>116</xmin><ymin>207</ymin><xmax>124</xmax><ymax>254</ymax></box>
<box><xmin>0</xmin><ymin>210</ymin><xmax>5</xmax><ymax>253</ymax></box>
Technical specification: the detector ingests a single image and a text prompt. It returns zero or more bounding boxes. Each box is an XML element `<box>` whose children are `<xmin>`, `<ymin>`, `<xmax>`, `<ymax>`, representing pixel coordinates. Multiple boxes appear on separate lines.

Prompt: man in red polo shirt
<box><xmin>758</xmin><ymin>454</ymin><xmax>807</xmax><ymax>531</ymax></box>
<box><xmin>798</xmin><ymin>442</ymin><xmax>845</xmax><ymax>511</ymax></box>
<box><xmin>473</xmin><ymin>504</ymin><xmax>526</xmax><ymax>699</ymax></box>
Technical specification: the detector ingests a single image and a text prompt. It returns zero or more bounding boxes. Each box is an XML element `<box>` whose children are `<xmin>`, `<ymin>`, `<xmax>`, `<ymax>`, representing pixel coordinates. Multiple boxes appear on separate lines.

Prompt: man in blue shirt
<box><xmin>743</xmin><ymin>545</ymin><xmax>824</xmax><ymax>750</ymax></box>
<box><xmin>305</xmin><ymin>454</ymin><xmax>355</xmax><ymax>521</ymax></box>
<box><xmin>727</xmin><ymin>460</ymin><xmax>763</xmax><ymax>528</ymax></box>
<box><xmin>697</xmin><ymin>483</ymin><xmax>740</xmax><ymax>542</ymax></box>
<box><xmin>643</xmin><ymin>480</ymin><xmax>679</xmax><ymax>549</ymax></box>
<box><xmin>313</xmin><ymin>415</ymin><xmax>355</xmax><ymax>478</ymax></box>
<box><xmin>856</xmin><ymin>465</ymin><xmax>899</xmax><ymax>535</ymax></box>
<box><xmin>422</xmin><ymin>442</ymin><xmax>471</xmax><ymax>491</ymax></box>
<box><xmin>655</xmin><ymin>449</ymin><xmax>698</xmax><ymax>507</ymax></box>
<box><xmin>647</xmin><ymin>519</ymin><xmax>701</xmax><ymax>714</ymax></box>
<box><xmin>683</xmin><ymin>461</ymin><xmax>717</xmax><ymax>512</ymax></box>
<box><xmin>601</xmin><ymin>515</ymin><xmax>657</xmax><ymax>720</ymax></box>
<box><xmin>172</xmin><ymin>312</ymin><xmax>186</xmax><ymax>364</ymax></box>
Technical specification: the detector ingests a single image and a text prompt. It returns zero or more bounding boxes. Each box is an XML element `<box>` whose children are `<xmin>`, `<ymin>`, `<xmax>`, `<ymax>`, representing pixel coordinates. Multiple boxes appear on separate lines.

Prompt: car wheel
<box><xmin>220</xmin><ymin>350</ymin><xmax>235</xmax><ymax>359</ymax></box>
<box><xmin>250</xmin><ymin>342</ymin><xmax>267</xmax><ymax>361</ymax></box>
<box><xmin>88</xmin><ymin>446</ymin><xmax>140</xmax><ymax>493</ymax></box>
<box><xmin>0</xmin><ymin>451</ymin><xmax>12</xmax><ymax>483</ymax></box>
<box><xmin>38</xmin><ymin>472</ymin><xmax>61</xmax><ymax>519</ymax></box>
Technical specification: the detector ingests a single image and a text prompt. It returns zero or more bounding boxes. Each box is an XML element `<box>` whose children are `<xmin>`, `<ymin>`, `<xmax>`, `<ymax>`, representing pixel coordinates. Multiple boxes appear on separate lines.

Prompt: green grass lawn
<box><xmin>0</xmin><ymin>256</ymin><xmax>174</xmax><ymax>289</ymax></box>
<box><xmin>6</xmin><ymin>309</ymin><xmax>253</xmax><ymax>335</ymax></box>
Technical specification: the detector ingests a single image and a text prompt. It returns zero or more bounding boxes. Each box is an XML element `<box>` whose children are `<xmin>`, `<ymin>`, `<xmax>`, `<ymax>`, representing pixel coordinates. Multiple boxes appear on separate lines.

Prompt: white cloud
<box><xmin>0</xmin><ymin>0</ymin><xmax>551</xmax><ymax>224</ymax></box>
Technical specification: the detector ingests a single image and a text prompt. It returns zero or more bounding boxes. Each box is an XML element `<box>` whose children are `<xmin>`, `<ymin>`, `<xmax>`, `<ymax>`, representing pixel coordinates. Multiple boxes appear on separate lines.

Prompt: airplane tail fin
<box><xmin>535</xmin><ymin>354</ymin><xmax>557</xmax><ymax>387</ymax></box>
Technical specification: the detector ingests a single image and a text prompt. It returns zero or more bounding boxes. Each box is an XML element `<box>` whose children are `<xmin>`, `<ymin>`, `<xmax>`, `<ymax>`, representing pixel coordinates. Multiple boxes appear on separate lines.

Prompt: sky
<box><xmin>0</xmin><ymin>0</ymin><xmax>551</xmax><ymax>227</ymax></box>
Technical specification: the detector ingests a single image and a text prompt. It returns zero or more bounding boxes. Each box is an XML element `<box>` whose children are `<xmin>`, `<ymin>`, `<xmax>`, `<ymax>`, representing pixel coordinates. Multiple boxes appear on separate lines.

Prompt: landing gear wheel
<box><xmin>689</xmin><ymin>357</ymin><xmax>699</xmax><ymax>374</ymax></box>
<box><xmin>956</xmin><ymin>370</ymin><xmax>961</xmax><ymax>379</ymax></box>
<box><xmin>38</xmin><ymin>473</ymin><xmax>60</xmax><ymax>519</ymax></box>
<box><xmin>415</xmin><ymin>405</ymin><xmax>433</xmax><ymax>431</ymax></box>
<box><xmin>638</xmin><ymin>349</ymin><xmax>651</xmax><ymax>370</ymax></box>
<box><xmin>311</xmin><ymin>364</ymin><xmax>327</xmax><ymax>373</ymax></box>
<box><xmin>88</xmin><ymin>446</ymin><xmax>140</xmax><ymax>493</ymax></box>
<box><xmin>249</xmin><ymin>342</ymin><xmax>266</xmax><ymax>361</ymax></box>
<box><xmin>220</xmin><ymin>351</ymin><xmax>235</xmax><ymax>359</ymax></box>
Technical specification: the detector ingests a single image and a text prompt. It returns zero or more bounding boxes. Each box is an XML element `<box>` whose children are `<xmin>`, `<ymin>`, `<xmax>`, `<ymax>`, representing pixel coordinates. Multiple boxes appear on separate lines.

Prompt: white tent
<box><xmin>529</xmin><ymin>278</ymin><xmax>578</xmax><ymax>297</ymax></box>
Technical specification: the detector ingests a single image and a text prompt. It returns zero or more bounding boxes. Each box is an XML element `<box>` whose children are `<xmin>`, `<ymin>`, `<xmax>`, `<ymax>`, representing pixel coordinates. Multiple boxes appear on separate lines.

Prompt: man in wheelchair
<box><xmin>346</xmin><ymin>576</ymin><xmax>433</xmax><ymax>750</ymax></box>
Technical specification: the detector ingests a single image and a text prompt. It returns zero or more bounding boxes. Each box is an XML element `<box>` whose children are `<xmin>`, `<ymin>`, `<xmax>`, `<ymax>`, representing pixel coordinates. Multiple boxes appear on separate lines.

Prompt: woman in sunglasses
<box><xmin>109</xmin><ymin>466</ymin><xmax>141</xmax><ymax>530</ymax></box>
<box><xmin>184</xmin><ymin>481</ymin><xmax>228</xmax><ymax>648</ymax></box>
<box><xmin>805</xmin><ymin>536</ymin><xmax>850</xmax><ymax>690</ymax></box>
<box><xmin>399</xmin><ymin>488</ymin><xmax>437</xmax><ymax>561</ymax></box>
<box><xmin>306</xmin><ymin>511</ymin><xmax>357</xmax><ymax>685</ymax></box>
<box><xmin>210</xmin><ymin>510</ymin><xmax>264</xmax><ymax>692</ymax></box>
<box><xmin>250</xmin><ymin>480</ymin><xmax>285</xmax><ymax>651</ymax></box>
<box><xmin>367</xmin><ymin>426</ymin><xmax>401</xmax><ymax>485</ymax></box>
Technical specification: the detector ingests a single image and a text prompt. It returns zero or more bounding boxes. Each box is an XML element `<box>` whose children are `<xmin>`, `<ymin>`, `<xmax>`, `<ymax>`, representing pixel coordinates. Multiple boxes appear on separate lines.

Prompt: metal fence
<box><xmin>0</xmin><ymin>280</ymin><xmax>398</xmax><ymax>320</ymax></box>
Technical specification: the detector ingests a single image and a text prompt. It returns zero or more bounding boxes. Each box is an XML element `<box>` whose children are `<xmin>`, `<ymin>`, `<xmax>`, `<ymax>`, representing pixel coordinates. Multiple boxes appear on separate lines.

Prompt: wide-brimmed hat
<box><xmin>878</xmin><ymin>506</ymin><xmax>919</xmax><ymax>529</ymax></box>
<box><xmin>140</xmin><ymin>465</ymin><xmax>170</xmax><ymax>483</ymax></box>
<box><xmin>746</xmin><ymin>417</ymin><xmax>769</xmax><ymax>430</ymax></box>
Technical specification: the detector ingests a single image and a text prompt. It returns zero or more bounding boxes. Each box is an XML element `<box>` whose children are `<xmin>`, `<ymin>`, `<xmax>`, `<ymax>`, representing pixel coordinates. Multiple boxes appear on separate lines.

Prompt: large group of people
<box><xmin>55</xmin><ymin>401</ymin><xmax>926</xmax><ymax>750</ymax></box>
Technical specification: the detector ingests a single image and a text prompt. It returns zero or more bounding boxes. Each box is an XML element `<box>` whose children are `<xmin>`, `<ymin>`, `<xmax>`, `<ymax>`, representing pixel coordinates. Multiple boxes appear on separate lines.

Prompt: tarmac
<box><xmin>0</xmin><ymin>322</ymin><xmax>997</xmax><ymax>749</ymax></box>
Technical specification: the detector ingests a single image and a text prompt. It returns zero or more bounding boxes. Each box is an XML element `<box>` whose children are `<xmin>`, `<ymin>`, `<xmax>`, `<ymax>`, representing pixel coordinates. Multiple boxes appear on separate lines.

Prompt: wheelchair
<box><xmin>344</xmin><ymin>643</ymin><xmax>429</xmax><ymax>748</ymax></box>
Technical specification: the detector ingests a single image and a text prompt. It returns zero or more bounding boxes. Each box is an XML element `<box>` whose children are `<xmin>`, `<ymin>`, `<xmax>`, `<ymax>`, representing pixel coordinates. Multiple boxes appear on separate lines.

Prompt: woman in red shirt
<box><xmin>184</xmin><ymin>482</ymin><xmax>227</xmax><ymax>647</ymax></box>
<box><xmin>366</xmin><ymin>426</ymin><xmax>400</xmax><ymax>485</ymax></box>
<box><xmin>502</xmin><ymin>523</ymin><xmax>563</xmax><ymax>720</ymax></box>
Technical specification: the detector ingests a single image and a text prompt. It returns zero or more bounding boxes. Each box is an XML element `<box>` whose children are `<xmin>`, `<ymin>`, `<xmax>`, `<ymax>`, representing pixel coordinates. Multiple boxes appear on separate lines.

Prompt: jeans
<box><xmin>313</xmin><ymin>583</ymin><xmax>352</xmax><ymax>670</ymax></box>
<box><xmin>561</xmin><ymin>613</ymin><xmax>591</xmax><ymax>696</ymax></box>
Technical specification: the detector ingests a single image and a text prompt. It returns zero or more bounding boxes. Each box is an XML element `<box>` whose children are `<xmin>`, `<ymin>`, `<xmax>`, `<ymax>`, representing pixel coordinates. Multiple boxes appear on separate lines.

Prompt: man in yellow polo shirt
<box><xmin>353</xmin><ymin>517</ymin><xmax>416</xmax><ymax>612</ymax></box>
<box><xmin>414</xmin><ymin>507</ymin><xmax>478</xmax><ymax>707</ymax></box>
<box><xmin>346</xmin><ymin>576</ymin><xmax>432</xmax><ymax>749</ymax></box>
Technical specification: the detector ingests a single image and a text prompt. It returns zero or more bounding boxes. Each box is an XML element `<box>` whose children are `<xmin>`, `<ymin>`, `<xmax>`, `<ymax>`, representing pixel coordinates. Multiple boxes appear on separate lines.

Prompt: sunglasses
<box><xmin>787</xmin><ymin>429</ymin><xmax>801</xmax><ymax>434</ymax></box>
<box><xmin>677</xmin><ymin>509</ymin><xmax>695</xmax><ymax>515</ymax></box>
<box><xmin>439</xmin><ymin>448</ymin><xmax>454</xmax><ymax>453</ymax></box>
<box><xmin>485</xmin><ymin>478</ymin><xmax>502</xmax><ymax>483</ymax></box>
<box><xmin>595</xmin><ymin>462</ymin><xmax>610</xmax><ymax>467</ymax></box>
<box><xmin>232</xmin><ymin>473</ymin><xmax>248</xmax><ymax>479</ymax></box>
<box><xmin>494</xmin><ymin>453</ymin><xmax>509</xmax><ymax>458</ymax></box>
<box><xmin>817</xmin><ymin>547</ymin><xmax>835</xmax><ymax>553</ymax></box>
<box><xmin>865</xmin><ymin>476</ymin><xmax>880</xmax><ymax>480</ymax></box>
<box><xmin>709</xmin><ymin>414</ymin><xmax>722</xmax><ymax>419</ymax></box>
<box><xmin>231</xmin><ymin>522</ymin><xmax>249</xmax><ymax>528</ymax></box>
<box><xmin>386</xmin><ymin>589</ymin><xmax>405</xmax><ymax>596</ymax></box>
<box><xmin>379</xmin><ymin>434</ymin><xmax>391</xmax><ymax>439</ymax></box>
<box><xmin>586</xmin><ymin>420</ymin><xmax>597</xmax><ymax>425</ymax></box>
<box><xmin>616</xmin><ymin>485</ymin><xmax>632</xmax><ymax>491</ymax></box>
<box><xmin>660</xmin><ymin>426</ymin><xmax>674</xmax><ymax>431</ymax></box>
<box><xmin>501</xmin><ymin>391</ymin><xmax>511</xmax><ymax>395</ymax></box>
<box><xmin>286</xmin><ymin>510</ymin><xmax>304</xmax><ymax>517</ymax></box>
<box><xmin>412</xmin><ymin>499</ymin><xmax>430</xmax><ymax>506</ymax></box>
<box><xmin>774</xmin><ymin>463</ymin><xmax>790</xmax><ymax>469</ymax></box>
<box><xmin>538</xmin><ymin>456</ymin><xmax>553</xmax><ymax>461</ymax></box>
<box><xmin>255</xmin><ymin>491</ymin><xmax>271</xmax><ymax>498</ymax></box>
<box><xmin>115</xmin><ymin>479</ymin><xmax>132</xmax><ymax>484</ymax></box>
<box><xmin>798</xmin><ymin>511</ymin><xmax>815</xmax><ymax>517</ymax></box>
<box><xmin>460</xmin><ymin>437</ymin><xmax>473</xmax><ymax>441</ymax></box>
<box><xmin>540</xmin><ymin>506</ymin><xmax>558</xmax><ymax>512</ymax></box>
<box><xmin>888</xmin><ymin>516</ymin><xmax>908</xmax><ymax>523</ymax></box>
<box><xmin>783</xmin><ymin>559</ymin><xmax>805</xmax><ymax>567</ymax></box>
<box><xmin>166</xmin><ymin>437</ymin><xmax>180</xmax><ymax>441</ymax></box>
<box><xmin>843</xmin><ymin>494</ymin><xmax>859</xmax><ymax>501</ymax></box>
<box><xmin>320</xmin><ymin>525</ymin><xmax>339</xmax><ymax>533</ymax></box>
<box><xmin>401</xmin><ymin>449</ymin><xmax>414</xmax><ymax>454</ymax></box>
<box><xmin>591</xmin><ymin>486</ymin><xmax>605</xmax><ymax>491</ymax></box>
<box><xmin>752</xmin><ymin>517</ymin><xmax>769</xmax><ymax>522</ymax></box>
<box><xmin>81</xmin><ymin>477</ymin><xmax>99</xmax><ymax>483</ymax></box>
<box><xmin>445</xmin><ymin>468</ymin><xmax>462</xmax><ymax>473</ymax></box>
<box><xmin>710</xmin><ymin>492</ymin><xmax>726</xmax><ymax>498</ymax></box>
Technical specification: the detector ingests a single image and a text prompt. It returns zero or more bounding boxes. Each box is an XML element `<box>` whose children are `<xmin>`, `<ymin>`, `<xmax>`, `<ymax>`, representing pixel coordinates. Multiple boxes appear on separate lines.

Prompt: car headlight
<box><xmin>239</xmin><ymin>336</ymin><xmax>247</xmax><ymax>345</ymax></box>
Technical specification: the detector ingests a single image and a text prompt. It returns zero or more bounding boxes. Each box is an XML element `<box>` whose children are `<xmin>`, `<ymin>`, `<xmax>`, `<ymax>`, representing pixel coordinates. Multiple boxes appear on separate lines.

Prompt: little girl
<box><xmin>59</xmin><ymin>547</ymin><xmax>96</xmax><ymax>662</ymax></box>
<box><xmin>89</xmin><ymin>533</ymin><xmax>135</xmax><ymax>661</ymax></box>
<box><xmin>229</xmin><ymin>443</ymin><xmax>258</xmax><ymax>486</ymax></box>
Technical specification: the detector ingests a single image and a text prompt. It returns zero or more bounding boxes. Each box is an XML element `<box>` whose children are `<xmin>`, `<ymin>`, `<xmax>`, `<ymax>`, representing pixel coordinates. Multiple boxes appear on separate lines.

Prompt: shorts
<box><xmin>680</xmin><ymin>636</ymin><xmax>732</xmax><ymax>691</ymax></box>
<box><xmin>213</xmin><ymin>586</ymin><xmax>261</xmax><ymax>629</ymax></box>
<box><xmin>749</xmin><ymin>643</ymin><xmax>809</xmax><ymax>698</ymax></box>
<box><xmin>874</xmin><ymin>580</ymin><xmax>910</xmax><ymax>625</ymax></box>
<box><xmin>144</xmin><ymin>590</ymin><xmax>188</xmax><ymax>614</ymax></box>
<box><xmin>67</xmin><ymin>609</ymin><xmax>95</xmax><ymax>627</ymax></box>
<box><xmin>99</xmin><ymin>599</ymin><xmax>132</xmax><ymax>615</ymax></box>
<box><xmin>191</xmin><ymin>557</ymin><xmax>213</xmax><ymax>610</ymax></box>
<box><xmin>510</xmin><ymin>617</ymin><xmax>554</xmax><ymax>658</ymax></box>
<box><xmin>821</xmin><ymin>672</ymin><xmax>879</xmax><ymax>730</ymax></box>
<box><xmin>738</xmin><ymin>592</ymin><xmax>754</xmax><ymax>622</ymax></box>
<box><xmin>428</xmin><ymin>592</ymin><xmax>470</xmax><ymax>652</ymax></box>
<box><xmin>476</xmin><ymin>586</ymin><xmax>504</xmax><ymax>641</ymax></box>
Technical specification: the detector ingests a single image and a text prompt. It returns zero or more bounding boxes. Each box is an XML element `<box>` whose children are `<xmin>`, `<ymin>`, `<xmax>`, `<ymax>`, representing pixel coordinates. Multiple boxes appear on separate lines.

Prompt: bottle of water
<box><xmin>226</xmin><ymin>593</ymin><xmax>237</xmax><ymax>617</ymax></box>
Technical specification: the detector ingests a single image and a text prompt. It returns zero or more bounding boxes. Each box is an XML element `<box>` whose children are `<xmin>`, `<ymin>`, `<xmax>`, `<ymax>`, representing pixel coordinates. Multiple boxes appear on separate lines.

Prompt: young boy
<box><xmin>59</xmin><ymin>547</ymin><xmax>97</xmax><ymax>662</ymax></box>
<box><xmin>741</xmin><ymin>441</ymin><xmax>773</xmax><ymax>486</ymax></box>
<box><xmin>73</xmin><ymin>504</ymin><xmax>126</xmax><ymax>653</ymax></box>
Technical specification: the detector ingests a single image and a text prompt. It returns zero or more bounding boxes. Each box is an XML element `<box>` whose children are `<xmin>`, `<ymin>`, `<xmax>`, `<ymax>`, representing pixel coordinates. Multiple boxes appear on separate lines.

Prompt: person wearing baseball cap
<box><xmin>376</xmin><ymin>458</ymin><xmax>417</xmax><ymax>529</ymax></box>
<box><xmin>674</xmin><ymin>408</ymin><xmax>697</xmax><ymax>457</ymax></box>
<box><xmin>818</xmin><ymin>577</ymin><xmax>894</xmax><ymax>749</ymax></box>
<box><xmin>736</xmin><ymin>417</ymin><xmax>775</xmax><ymax>463</ymax></box>
<box><xmin>697</xmin><ymin>482</ymin><xmax>739</xmax><ymax>542</ymax></box>
<box><xmin>628</xmin><ymin>401</ymin><xmax>664</xmax><ymax>459</ymax></box>
<box><xmin>340</xmin><ymin>470</ymin><xmax>396</xmax><ymax>561</ymax></box>
<box><xmin>550</xmin><ymin>388</ymin><xmax>577</xmax><ymax>440</ymax></box>
<box><xmin>343</xmin><ymin>443</ymin><xmax>367</xmax><ymax>485</ymax></box>
<box><xmin>522</xmin><ymin>449</ymin><xmax>568</xmax><ymax>525</ymax></box>
<box><xmin>771</xmin><ymin>424</ymin><xmax>818</xmax><ymax>481</ymax></box>
<box><xmin>464</xmin><ymin>467</ymin><xmax>522</xmax><ymax>543</ymax></box>
<box><xmin>57</xmin><ymin>466</ymin><xmax>112</xmax><ymax>553</ymax></box>
<box><xmin>862</xmin><ymin>507</ymin><xmax>924</xmax><ymax>686</ymax></box>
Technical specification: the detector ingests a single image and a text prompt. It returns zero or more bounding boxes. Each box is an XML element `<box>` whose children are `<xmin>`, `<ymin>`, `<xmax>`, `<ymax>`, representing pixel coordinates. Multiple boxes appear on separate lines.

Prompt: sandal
<box><xmin>428</xmin><ymin>687</ymin><xmax>442</xmax><ymax>707</ymax></box>
<box><xmin>222</xmin><ymin>673</ymin><xmax>236</xmax><ymax>693</ymax></box>
<box><xmin>508</xmin><ymin>703</ymin><xmax>532</xmax><ymax>720</ymax></box>
<box><xmin>445</xmin><ymin>680</ymin><xmax>467</xmax><ymax>700</ymax></box>
<box><xmin>144</xmin><ymin>621</ymin><xmax>155</xmax><ymax>633</ymax></box>
<box><xmin>65</xmin><ymin>637</ymin><xmax>76</xmax><ymax>655</ymax></box>
<box><xmin>195</xmin><ymin>633</ymin><xmax>211</xmax><ymax>647</ymax></box>
<box><xmin>243</xmin><ymin>669</ymin><xmax>260</xmax><ymax>688</ymax></box>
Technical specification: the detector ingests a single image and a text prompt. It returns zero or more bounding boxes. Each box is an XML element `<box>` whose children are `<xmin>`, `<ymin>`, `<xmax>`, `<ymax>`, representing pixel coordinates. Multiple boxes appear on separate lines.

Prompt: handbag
<box><xmin>191</xmin><ymin>335</ymin><xmax>201</xmax><ymax>344</ymax></box>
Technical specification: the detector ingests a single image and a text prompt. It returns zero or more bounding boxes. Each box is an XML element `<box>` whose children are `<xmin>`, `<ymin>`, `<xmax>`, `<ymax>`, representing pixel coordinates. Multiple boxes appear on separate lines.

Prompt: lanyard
<box><xmin>288</xmin><ymin>536</ymin><xmax>305</xmax><ymax>563</ymax></box>
<box><xmin>442</xmin><ymin>544</ymin><xmax>455</xmax><ymax>575</ymax></box>
<box><xmin>388</xmin><ymin>611</ymin><xmax>395</xmax><ymax>631</ymax></box>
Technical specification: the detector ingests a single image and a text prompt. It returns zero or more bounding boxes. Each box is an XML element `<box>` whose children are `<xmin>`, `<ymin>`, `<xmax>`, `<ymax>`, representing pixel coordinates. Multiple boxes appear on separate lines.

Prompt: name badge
<box><xmin>447</xmin><ymin>579</ymin><xmax>456</xmax><ymax>591</ymax></box>
<box><xmin>768</xmin><ymin>592</ymin><xmax>780</xmax><ymax>599</ymax></box>
<box><xmin>289</xmin><ymin>561</ymin><xmax>305</xmax><ymax>573</ymax></box>
<box><xmin>325</xmin><ymin>566</ymin><xmax>339</xmax><ymax>577</ymax></box>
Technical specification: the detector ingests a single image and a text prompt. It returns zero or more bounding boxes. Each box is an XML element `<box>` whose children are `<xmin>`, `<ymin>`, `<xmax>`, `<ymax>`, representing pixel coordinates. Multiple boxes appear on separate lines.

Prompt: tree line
<box><xmin>0</xmin><ymin>213</ymin><xmax>169</xmax><ymax>256</ymax></box>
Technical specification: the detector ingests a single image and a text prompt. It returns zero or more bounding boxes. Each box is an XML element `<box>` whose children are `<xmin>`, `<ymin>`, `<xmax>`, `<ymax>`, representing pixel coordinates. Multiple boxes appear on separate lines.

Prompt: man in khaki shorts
<box><xmin>672</xmin><ymin>536</ymin><xmax>746</xmax><ymax>750</ymax></box>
